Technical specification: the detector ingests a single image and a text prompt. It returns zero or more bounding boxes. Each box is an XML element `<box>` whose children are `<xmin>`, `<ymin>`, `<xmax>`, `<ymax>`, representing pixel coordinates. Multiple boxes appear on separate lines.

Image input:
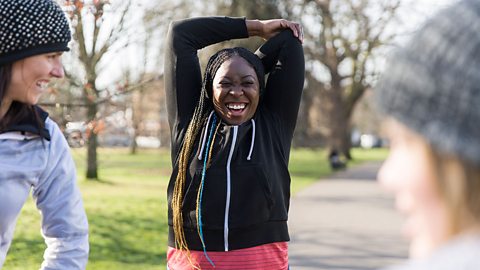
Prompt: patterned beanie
<box><xmin>375</xmin><ymin>0</ymin><xmax>480</xmax><ymax>166</ymax></box>
<box><xmin>0</xmin><ymin>0</ymin><xmax>71</xmax><ymax>65</ymax></box>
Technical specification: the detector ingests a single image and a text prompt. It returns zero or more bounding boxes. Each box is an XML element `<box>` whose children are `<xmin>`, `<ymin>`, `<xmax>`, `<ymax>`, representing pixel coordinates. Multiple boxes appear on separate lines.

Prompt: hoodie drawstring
<box><xmin>195</xmin><ymin>115</ymin><xmax>255</xmax><ymax>259</ymax></box>
<box><xmin>199</xmin><ymin>113</ymin><xmax>256</xmax><ymax>161</ymax></box>
<box><xmin>247</xmin><ymin>119</ymin><xmax>255</xmax><ymax>160</ymax></box>
<box><xmin>198</xmin><ymin>111</ymin><xmax>215</xmax><ymax>161</ymax></box>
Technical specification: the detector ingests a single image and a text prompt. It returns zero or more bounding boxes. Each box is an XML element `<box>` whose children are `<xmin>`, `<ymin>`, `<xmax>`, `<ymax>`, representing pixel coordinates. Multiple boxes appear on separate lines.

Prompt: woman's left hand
<box><xmin>247</xmin><ymin>19</ymin><xmax>304</xmax><ymax>43</ymax></box>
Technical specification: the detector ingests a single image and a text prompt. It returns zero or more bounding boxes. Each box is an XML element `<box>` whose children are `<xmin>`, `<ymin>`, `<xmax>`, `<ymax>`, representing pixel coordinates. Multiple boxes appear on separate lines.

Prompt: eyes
<box><xmin>218</xmin><ymin>80</ymin><xmax>255</xmax><ymax>88</ymax></box>
<box><xmin>46</xmin><ymin>52</ymin><xmax>63</xmax><ymax>60</ymax></box>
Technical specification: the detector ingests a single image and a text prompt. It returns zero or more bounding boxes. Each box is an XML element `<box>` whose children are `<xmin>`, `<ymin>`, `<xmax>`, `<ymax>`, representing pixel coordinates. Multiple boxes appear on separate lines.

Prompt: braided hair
<box><xmin>171</xmin><ymin>47</ymin><xmax>265</xmax><ymax>265</ymax></box>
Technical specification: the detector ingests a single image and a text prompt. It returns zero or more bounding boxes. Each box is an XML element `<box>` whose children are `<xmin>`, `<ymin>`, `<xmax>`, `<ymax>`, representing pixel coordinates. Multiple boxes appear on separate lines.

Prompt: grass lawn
<box><xmin>2</xmin><ymin>147</ymin><xmax>387</xmax><ymax>269</ymax></box>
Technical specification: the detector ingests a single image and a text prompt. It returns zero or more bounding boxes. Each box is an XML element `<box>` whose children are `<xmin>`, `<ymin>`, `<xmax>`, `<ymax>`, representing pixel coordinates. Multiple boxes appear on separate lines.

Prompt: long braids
<box><xmin>171</xmin><ymin>88</ymin><xmax>207</xmax><ymax>266</ymax></box>
<box><xmin>171</xmin><ymin>47</ymin><xmax>265</xmax><ymax>267</ymax></box>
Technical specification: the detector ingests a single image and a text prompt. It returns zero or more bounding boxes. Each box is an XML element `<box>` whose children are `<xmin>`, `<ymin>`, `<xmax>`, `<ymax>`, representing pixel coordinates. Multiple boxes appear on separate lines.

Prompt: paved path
<box><xmin>288</xmin><ymin>161</ymin><xmax>408</xmax><ymax>270</ymax></box>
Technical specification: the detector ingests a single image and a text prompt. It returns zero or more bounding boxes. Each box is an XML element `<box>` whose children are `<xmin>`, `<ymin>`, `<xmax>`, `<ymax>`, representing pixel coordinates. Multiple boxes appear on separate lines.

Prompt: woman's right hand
<box><xmin>247</xmin><ymin>19</ymin><xmax>303</xmax><ymax>43</ymax></box>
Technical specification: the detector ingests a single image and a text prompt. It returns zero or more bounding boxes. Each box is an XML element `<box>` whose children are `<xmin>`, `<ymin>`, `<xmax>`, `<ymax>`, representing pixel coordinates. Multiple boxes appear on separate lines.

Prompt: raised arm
<box><xmin>164</xmin><ymin>17</ymin><xmax>249</xmax><ymax>152</ymax></box>
<box><xmin>253</xmin><ymin>20</ymin><xmax>305</xmax><ymax>140</ymax></box>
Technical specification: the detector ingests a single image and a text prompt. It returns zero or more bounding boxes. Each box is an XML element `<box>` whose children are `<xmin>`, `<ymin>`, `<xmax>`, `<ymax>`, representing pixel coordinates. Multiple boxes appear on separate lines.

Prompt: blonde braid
<box><xmin>171</xmin><ymin>90</ymin><xmax>208</xmax><ymax>269</ymax></box>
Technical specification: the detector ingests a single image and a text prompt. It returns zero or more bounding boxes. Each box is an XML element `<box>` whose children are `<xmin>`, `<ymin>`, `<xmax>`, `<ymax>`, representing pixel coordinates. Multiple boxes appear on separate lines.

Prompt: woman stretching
<box><xmin>164</xmin><ymin>16</ymin><xmax>304</xmax><ymax>269</ymax></box>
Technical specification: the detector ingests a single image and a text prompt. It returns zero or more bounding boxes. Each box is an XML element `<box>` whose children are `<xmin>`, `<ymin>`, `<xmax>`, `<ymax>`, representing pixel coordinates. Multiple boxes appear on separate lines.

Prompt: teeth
<box><xmin>36</xmin><ymin>81</ymin><xmax>48</xmax><ymax>89</ymax></box>
<box><xmin>227</xmin><ymin>104</ymin><xmax>246</xmax><ymax>110</ymax></box>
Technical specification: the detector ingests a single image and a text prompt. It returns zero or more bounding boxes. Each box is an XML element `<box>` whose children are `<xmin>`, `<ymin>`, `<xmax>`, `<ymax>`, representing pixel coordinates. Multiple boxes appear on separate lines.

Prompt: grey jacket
<box><xmin>0</xmin><ymin>117</ymin><xmax>89</xmax><ymax>269</ymax></box>
<box><xmin>383</xmin><ymin>234</ymin><xmax>480</xmax><ymax>270</ymax></box>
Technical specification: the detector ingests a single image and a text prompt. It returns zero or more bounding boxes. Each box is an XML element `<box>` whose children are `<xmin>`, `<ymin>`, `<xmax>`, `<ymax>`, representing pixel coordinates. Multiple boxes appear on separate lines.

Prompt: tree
<box><xmin>224</xmin><ymin>0</ymin><xmax>282</xmax><ymax>21</ymax></box>
<box><xmin>61</xmin><ymin>0</ymin><xmax>133</xmax><ymax>179</ymax></box>
<box><xmin>295</xmin><ymin>0</ymin><xmax>402</xmax><ymax>159</ymax></box>
<box><xmin>129</xmin><ymin>28</ymin><xmax>149</xmax><ymax>155</ymax></box>
<box><xmin>229</xmin><ymin>0</ymin><xmax>281</xmax><ymax>44</ymax></box>
<box><xmin>129</xmin><ymin>74</ymin><xmax>166</xmax><ymax>152</ymax></box>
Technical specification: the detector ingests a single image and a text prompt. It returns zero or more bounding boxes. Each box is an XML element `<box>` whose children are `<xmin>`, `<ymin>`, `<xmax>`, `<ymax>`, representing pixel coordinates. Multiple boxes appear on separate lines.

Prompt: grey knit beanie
<box><xmin>376</xmin><ymin>0</ymin><xmax>480</xmax><ymax>166</ymax></box>
<box><xmin>0</xmin><ymin>0</ymin><xmax>71</xmax><ymax>65</ymax></box>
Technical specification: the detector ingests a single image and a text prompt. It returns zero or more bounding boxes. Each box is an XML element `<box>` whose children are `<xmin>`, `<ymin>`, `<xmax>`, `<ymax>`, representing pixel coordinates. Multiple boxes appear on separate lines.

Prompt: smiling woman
<box><xmin>0</xmin><ymin>0</ymin><xmax>88</xmax><ymax>269</ymax></box>
<box><xmin>212</xmin><ymin>52</ymin><xmax>262</xmax><ymax>126</ymax></box>
<box><xmin>165</xmin><ymin>17</ymin><xmax>304</xmax><ymax>269</ymax></box>
<box><xmin>5</xmin><ymin>52</ymin><xmax>65</xmax><ymax>111</ymax></box>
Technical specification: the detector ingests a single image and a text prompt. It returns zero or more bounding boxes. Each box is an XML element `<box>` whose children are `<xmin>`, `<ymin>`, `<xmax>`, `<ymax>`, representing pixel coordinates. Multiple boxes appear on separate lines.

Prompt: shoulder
<box><xmin>430</xmin><ymin>234</ymin><xmax>480</xmax><ymax>269</ymax></box>
<box><xmin>44</xmin><ymin>117</ymin><xmax>69</xmax><ymax>151</ymax></box>
<box><xmin>45</xmin><ymin>118</ymin><xmax>63</xmax><ymax>139</ymax></box>
<box><xmin>385</xmin><ymin>235</ymin><xmax>480</xmax><ymax>270</ymax></box>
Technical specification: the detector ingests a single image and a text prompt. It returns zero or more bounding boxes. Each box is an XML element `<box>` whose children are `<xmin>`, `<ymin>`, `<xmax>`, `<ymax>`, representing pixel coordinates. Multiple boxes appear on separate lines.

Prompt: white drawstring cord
<box><xmin>247</xmin><ymin>119</ymin><xmax>256</xmax><ymax>160</ymax></box>
<box><xmin>198</xmin><ymin>111</ymin><xmax>214</xmax><ymax>160</ymax></box>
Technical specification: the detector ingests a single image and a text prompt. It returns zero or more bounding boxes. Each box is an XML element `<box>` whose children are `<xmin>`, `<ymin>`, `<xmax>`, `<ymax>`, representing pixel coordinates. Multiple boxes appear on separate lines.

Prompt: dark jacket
<box><xmin>165</xmin><ymin>16</ymin><xmax>304</xmax><ymax>251</ymax></box>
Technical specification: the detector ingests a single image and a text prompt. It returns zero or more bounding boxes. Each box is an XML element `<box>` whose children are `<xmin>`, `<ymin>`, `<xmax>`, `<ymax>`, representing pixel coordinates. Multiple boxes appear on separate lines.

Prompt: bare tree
<box><xmin>129</xmin><ymin>29</ymin><xmax>149</xmax><ymax>155</ymax></box>
<box><xmin>60</xmin><ymin>0</ymin><xmax>135</xmax><ymax>179</ymax></box>
<box><xmin>295</xmin><ymin>0</ymin><xmax>402</xmax><ymax>159</ymax></box>
<box><xmin>216</xmin><ymin>0</ymin><xmax>282</xmax><ymax>50</ymax></box>
<box><xmin>223</xmin><ymin>0</ymin><xmax>282</xmax><ymax>21</ymax></box>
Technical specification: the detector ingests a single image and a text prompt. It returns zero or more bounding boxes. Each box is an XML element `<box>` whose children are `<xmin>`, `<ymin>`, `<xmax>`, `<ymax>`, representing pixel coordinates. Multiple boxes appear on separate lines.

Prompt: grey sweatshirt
<box><xmin>0</xmin><ymin>117</ymin><xmax>89</xmax><ymax>269</ymax></box>
<box><xmin>383</xmin><ymin>234</ymin><xmax>480</xmax><ymax>270</ymax></box>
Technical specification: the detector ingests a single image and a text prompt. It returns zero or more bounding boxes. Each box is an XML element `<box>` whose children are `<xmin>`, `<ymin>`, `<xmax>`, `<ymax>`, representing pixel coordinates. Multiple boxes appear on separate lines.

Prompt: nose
<box><xmin>50</xmin><ymin>59</ymin><xmax>65</xmax><ymax>78</ymax></box>
<box><xmin>228</xmin><ymin>85</ymin><xmax>244</xmax><ymax>97</ymax></box>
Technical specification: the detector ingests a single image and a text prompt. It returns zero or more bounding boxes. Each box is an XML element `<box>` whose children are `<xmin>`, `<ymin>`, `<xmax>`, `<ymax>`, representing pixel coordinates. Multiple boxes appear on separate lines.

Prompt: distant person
<box><xmin>375</xmin><ymin>0</ymin><xmax>480</xmax><ymax>269</ymax></box>
<box><xmin>329</xmin><ymin>149</ymin><xmax>346</xmax><ymax>170</ymax></box>
<box><xmin>165</xmin><ymin>16</ymin><xmax>304</xmax><ymax>269</ymax></box>
<box><xmin>0</xmin><ymin>0</ymin><xmax>89</xmax><ymax>269</ymax></box>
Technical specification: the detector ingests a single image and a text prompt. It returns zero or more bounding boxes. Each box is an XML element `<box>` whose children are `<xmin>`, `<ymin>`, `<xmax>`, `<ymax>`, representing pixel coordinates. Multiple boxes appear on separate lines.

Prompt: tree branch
<box><xmin>93</xmin><ymin>0</ymin><xmax>131</xmax><ymax>67</ymax></box>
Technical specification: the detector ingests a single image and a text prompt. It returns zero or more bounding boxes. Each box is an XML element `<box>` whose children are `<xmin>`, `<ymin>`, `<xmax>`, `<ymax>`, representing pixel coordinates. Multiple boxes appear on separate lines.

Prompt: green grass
<box><xmin>3</xmin><ymin>148</ymin><xmax>171</xmax><ymax>270</ymax></box>
<box><xmin>3</xmin><ymin>147</ymin><xmax>387</xmax><ymax>269</ymax></box>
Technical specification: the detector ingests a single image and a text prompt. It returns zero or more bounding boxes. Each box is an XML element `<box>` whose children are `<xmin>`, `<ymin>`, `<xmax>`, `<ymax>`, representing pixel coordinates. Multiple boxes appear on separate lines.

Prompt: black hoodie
<box><xmin>165</xmin><ymin>16</ymin><xmax>304</xmax><ymax>251</ymax></box>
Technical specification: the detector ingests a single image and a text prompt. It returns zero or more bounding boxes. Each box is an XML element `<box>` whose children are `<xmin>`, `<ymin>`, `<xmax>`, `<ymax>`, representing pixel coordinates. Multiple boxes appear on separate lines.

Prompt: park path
<box><xmin>288</xmin><ymin>161</ymin><xmax>408</xmax><ymax>270</ymax></box>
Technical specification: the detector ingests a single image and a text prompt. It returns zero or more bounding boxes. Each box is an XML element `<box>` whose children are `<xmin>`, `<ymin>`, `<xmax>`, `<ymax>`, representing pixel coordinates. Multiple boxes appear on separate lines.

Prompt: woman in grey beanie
<box><xmin>0</xmin><ymin>0</ymin><xmax>88</xmax><ymax>269</ymax></box>
<box><xmin>376</xmin><ymin>0</ymin><xmax>480</xmax><ymax>269</ymax></box>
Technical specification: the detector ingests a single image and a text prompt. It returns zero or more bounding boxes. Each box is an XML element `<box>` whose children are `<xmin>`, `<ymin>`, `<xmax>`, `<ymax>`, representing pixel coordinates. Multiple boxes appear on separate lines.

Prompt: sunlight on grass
<box><xmin>3</xmin><ymin>147</ymin><xmax>388</xmax><ymax>269</ymax></box>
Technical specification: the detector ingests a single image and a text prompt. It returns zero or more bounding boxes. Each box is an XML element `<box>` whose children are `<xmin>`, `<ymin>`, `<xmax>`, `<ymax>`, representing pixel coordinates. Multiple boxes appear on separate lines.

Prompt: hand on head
<box><xmin>248</xmin><ymin>19</ymin><xmax>303</xmax><ymax>43</ymax></box>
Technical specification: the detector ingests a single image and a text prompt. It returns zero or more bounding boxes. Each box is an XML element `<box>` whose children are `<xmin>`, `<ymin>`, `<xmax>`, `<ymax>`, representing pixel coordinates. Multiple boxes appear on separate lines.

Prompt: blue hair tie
<box><xmin>197</xmin><ymin>114</ymin><xmax>217</xmax><ymax>267</ymax></box>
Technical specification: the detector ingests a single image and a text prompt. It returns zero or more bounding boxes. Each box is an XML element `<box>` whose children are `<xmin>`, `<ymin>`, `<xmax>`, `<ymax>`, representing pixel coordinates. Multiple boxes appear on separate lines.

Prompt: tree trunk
<box><xmin>322</xmin><ymin>81</ymin><xmax>353</xmax><ymax>160</ymax></box>
<box><xmin>129</xmin><ymin>87</ymin><xmax>145</xmax><ymax>155</ymax></box>
<box><xmin>129</xmin><ymin>129</ymin><xmax>138</xmax><ymax>154</ymax></box>
<box><xmin>129</xmin><ymin>94</ymin><xmax>138</xmax><ymax>155</ymax></box>
<box><xmin>293</xmin><ymin>86</ymin><xmax>315</xmax><ymax>147</ymax></box>
<box><xmin>337</xmin><ymin>121</ymin><xmax>352</xmax><ymax>160</ymax></box>
<box><xmin>86</xmin><ymin>103</ymin><xmax>98</xmax><ymax>179</ymax></box>
<box><xmin>326</xmin><ymin>107</ymin><xmax>352</xmax><ymax>160</ymax></box>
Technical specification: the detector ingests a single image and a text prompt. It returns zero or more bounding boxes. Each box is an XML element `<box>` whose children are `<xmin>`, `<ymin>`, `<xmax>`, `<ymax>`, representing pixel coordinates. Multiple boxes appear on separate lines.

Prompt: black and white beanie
<box><xmin>0</xmin><ymin>0</ymin><xmax>71</xmax><ymax>65</ymax></box>
<box><xmin>375</xmin><ymin>0</ymin><xmax>480</xmax><ymax>166</ymax></box>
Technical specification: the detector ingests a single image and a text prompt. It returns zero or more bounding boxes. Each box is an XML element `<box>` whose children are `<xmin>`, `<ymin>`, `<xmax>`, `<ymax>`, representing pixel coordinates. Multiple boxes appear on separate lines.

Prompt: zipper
<box><xmin>224</xmin><ymin>125</ymin><xmax>238</xmax><ymax>251</ymax></box>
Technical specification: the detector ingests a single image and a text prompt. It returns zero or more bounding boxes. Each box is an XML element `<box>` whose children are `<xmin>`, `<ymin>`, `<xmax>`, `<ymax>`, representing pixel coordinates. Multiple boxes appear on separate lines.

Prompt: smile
<box><xmin>226</xmin><ymin>103</ymin><xmax>247</xmax><ymax>112</ymax></box>
<box><xmin>36</xmin><ymin>80</ymin><xmax>49</xmax><ymax>90</ymax></box>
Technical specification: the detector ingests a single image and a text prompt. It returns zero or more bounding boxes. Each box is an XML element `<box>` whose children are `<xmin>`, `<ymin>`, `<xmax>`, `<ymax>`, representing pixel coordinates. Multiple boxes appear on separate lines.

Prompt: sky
<box><xmin>84</xmin><ymin>0</ymin><xmax>460</xmax><ymax>89</ymax></box>
<box><xmin>400</xmin><ymin>0</ymin><xmax>457</xmax><ymax>33</ymax></box>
